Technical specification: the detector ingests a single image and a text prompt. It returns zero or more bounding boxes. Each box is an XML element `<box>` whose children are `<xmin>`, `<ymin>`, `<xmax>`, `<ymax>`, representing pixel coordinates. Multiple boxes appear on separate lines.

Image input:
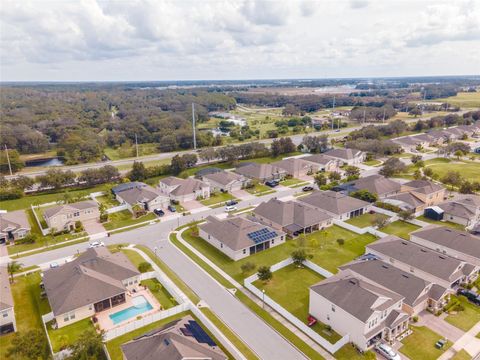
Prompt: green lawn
<box><xmin>182</xmin><ymin>225</ymin><xmax>377</xmax><ymax>282</ymax></box>
<box><xmin>426</xmin><ymin>160</ymin><xmax>480</xmax><ymax>183</ymax></box>
<box><xmin>416</xmin><ymin>215</ymin><xmax>465</xmax><ymax>231</ymax></box>
<box><xmin>400</xmin><ymin>326</ymin><xmax>452</xmax><ymax>360</ymax></box>
<box><xmin>0</xmin><ymin>272</ymin><xmax>51</xmax><ymax>360</ymax></box>
<box><xmin>140</xmin><ymin>278</ymin><xmax>177</xmax><ymax>309</ymax></box>
<box><xmin>281</xmin><ymin>178</ymin><xmax>308</xmax><ymax>187</ymax></box>
<box><xmin>0</xmin><ymin>183</ymin><xmax>112</xmax><ymax>211</ymax></box>
<box><xmin>445</xmin><ymin>296</ymin><xmax>480</xmax><ymax>332</ymax></box>
<box><xmin>380</xmin><ymin>220</ymin><xmax>420</xmax><ymax>240</ymax></box>
<box><xmin>200</xmin><ymin>192</ymin><xmax>237</xmax><ymax>207</ymax></box>
<box><xmin>451</xmin><ymin>349</ymin><xmax>472</xmax><ymax>360</ymax></box>
<box><xmin>346</xmin><ymin>213</ymin><xmax>389</xmax><ymax>228</ymax></box>
<box><xmin>253</xmin><ymin>264</ymin><xmax>341</xmax><ymax>344</ymax></box>
<box><xmin>432</xmin><ymin>91</ymin><xmax>480</xmax><ymax>108</ymax></box>
<box><xmin>245</xmin><ymin>183</ymin><xmax>276</xmax><ymax>196</ymax></box>
<box><xmin>103</xmin><ymin>210</ymin><xmax>156</xmax><ymax>231</ymax></box>
<box><xmin>95</xmin><ymin>194</ymin><xmax>120</xmax><ymax>208</ymax></box>
<box><xmin>121</xmin><ymin>249</ymin><xmax>147</xmax><ymax>269</ymax></box>
<box><xmin>47</xmin><ymin>318</ymin><xmax>95</xmax><ymax>352</ymax></box>
<box><xmin>363</xmin><ymin>159</ymin><xmax>382</xmax><ymax>166</ymax></box>
<box><xmin>335</xmin><ymin>344</ymin><xmax>374</xmax><ymax>359</ymax></box>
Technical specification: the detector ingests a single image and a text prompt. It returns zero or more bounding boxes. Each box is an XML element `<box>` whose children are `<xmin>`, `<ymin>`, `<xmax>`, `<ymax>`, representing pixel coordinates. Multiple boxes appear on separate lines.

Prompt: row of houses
<box><xmin>309</xmin><ymin>226</ymin><xmax>480</xmax><ymax>351</ymax></box>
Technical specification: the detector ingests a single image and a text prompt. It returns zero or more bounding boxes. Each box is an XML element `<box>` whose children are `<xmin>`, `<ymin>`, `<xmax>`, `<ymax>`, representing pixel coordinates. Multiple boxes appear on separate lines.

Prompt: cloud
<box><xmin>349</xmin><ymin>0</ymin><xmax>369</xmax><ymax>9</ymax></box>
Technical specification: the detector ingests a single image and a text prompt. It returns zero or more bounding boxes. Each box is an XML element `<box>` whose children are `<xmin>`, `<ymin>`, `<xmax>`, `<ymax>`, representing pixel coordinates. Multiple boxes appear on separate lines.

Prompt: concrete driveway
<box><xmin>231</xmin><ymin>189</ymin><xmax>255</xmax><ymax>200</ymax></box>
<box><xmin>82</xmin><ymin>219</ymin><xmax>106</xmax><ymax>236</ymax></box>
<box><xmin>417</xmin><ymin>311</ymin><xmax>464</xmax><ymax>341</ymax></box>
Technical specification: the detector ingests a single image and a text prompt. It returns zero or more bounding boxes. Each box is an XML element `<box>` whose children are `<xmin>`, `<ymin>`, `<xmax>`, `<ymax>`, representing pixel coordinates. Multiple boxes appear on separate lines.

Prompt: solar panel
<box><xmin>247</xmin><ymin>228</ymin><xmax>278</xmax><ymax>244</ymax></box>
<box><xmin>186</xmin><ymin>321</ymin><xmax>217</xmax><ymax>347</ymax></box>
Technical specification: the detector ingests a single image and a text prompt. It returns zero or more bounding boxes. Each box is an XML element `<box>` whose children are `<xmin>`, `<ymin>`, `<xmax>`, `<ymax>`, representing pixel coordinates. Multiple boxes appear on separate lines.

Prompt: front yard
<box><xmin>200</xmin><ymin>192</ymin><xmax>237</xmax><ymax>207</ymax></box>
<box><xmin>380</xmin><ymin>220</ymin><xmax>420</xmax><ymax>240</ymax></box>
<box><xmin>445</xmin><ymin>295</ymin><xmax>480</xmax><ymax>332</ymax></box>
<box><xmin>281</xmin><ymin>178</ymin><xmax>310</xmax><ymax>187</ymax></box>
<box><xmin>245</xmin><ymin>183</ymin><xmax>276</xmax><ymax>196</ymax></box>
<box><xmin>253</xmin><ymin>264</ymin><xmax>341</xmax><ymax>344</ymax></box>
<box><xmin>103</xmin><ymin>210</ymin><xmax>156</xmax><ymax>231</ymax></box>
<box><xmin>346</xmin><ymin>213</ymin><xmax>389</xmax><ymax>228</ymax></box>
<box><xmin>399</xmin><ymin>325</ymin><xmax>452</xmax><ymax>360</ymax></box>
<box><xmin>182</xmin><ymin>225</ymin><xmax>377</xmax><ymax>282</ymax></box>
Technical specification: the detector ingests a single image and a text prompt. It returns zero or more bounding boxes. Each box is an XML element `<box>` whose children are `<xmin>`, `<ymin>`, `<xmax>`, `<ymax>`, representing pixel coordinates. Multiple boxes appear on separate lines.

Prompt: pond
<box><xmin>25</xmin><ymin>157</ymin><xmax>64</xmax><ymax>167</ymax></box>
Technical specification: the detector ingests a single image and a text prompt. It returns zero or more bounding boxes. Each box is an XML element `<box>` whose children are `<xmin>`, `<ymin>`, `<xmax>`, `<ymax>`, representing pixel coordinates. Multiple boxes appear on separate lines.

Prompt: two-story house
<box><xmin>158</xmin><ymin>177</ymin><xmax>210</xmax><ymax>202</ymax></box>
<box><xmin>0</xmin><ymin>267</ymin><xmax>16</xmax><ymax>335</ymax></box>
<box><xmin>43</xmin><ymin>200</ymin><xmax>99</xmax><ymax>231</ymax></box>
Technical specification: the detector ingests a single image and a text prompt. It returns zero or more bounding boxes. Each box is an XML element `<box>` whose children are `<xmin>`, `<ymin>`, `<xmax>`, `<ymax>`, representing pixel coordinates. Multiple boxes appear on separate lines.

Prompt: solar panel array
<box><xmin>247</xmin><ymin>228</ymin><xmax>278</xmax><ymax>244</ymax></box>
<box><xmin>186</xmin><ymin>320</ymin><xmax>216</xmax><ymax>347</ymax></box>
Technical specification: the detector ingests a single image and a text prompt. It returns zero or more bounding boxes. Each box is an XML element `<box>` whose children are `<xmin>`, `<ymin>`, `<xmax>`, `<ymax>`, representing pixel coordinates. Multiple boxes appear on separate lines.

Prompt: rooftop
<box><xmin>403</xmin><ymin>180</ymin><xmax>444</xmax><ymax>195</ymax></box>
<box><xmin>160</xmin><ymin>176</ymin><xmax>209</xmax><ymax>196</ymax></box>
<box><xmin>43</xmin><ymin>200</ymin><xmax>98</xmax><ymax>218</ymax></box>
<box><xmin>0</xmin><ymin>266</ymin><xmax>14</xmax><ymax>311</ymax></box>
<box><xmin>234</xmin><ymin>163</ymin><xmax>286</xmax><ymax>179</ymax></box>
<box><xmin>202</xmin><ymin>170</ymin><xmax>243</xmax><ymax>186</ymax></box>
<box><xmin>323</xmin><ymin>148</ymin><xmax>363</xmax><ymax>160</ymax></box>
<box><xmin>299</xmin><ymin>190</ymin><xmax>370</xmax><ymax>215</ymax></box>
<box><xmin>117</xmin><ymin>185</ymin><xmax>167</xmax><ymax>206</ymax></box>
<box><xmin>0</xmin><ymin>210</ymin><xmax>30</xmax><ymax>232</ymax></box>
<box><xmin>343</xmin><ymin>175</ymin><xmax>401</xmax><ymax>196</ymax></box>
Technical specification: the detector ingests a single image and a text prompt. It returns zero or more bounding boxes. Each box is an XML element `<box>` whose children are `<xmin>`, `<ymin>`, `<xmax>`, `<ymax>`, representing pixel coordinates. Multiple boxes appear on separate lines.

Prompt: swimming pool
<box><xmin>109</xmin><ymin>295</ymin><xmax>153</xmax><ymax>325</ymax></box>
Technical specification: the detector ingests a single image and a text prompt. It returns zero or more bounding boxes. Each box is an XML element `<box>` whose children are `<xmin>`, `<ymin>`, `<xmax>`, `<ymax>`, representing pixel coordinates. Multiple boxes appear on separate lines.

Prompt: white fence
<box><xmin>31</xmin><ymin>204</ymin><xmax>52</xmax><ymax>236</ymax></box>
<box><xmin>333</xmin><ymin>219</ymin><xmax>388</xmax><ymax>238</ymax></box>
<box><xmin>244</xmin><ymin>258</ymin><xmax>349</xmax><ymax>354</ymax></box>
<box><xmin>106</xmin><ymin>204</ymin><xmax>128</xmax><ymax>214</ymax></box>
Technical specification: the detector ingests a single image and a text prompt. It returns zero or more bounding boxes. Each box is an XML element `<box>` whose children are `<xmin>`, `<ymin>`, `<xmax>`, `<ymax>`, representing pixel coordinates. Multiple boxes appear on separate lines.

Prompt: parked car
<box><xmin>375</xmin><ymin>343</ymin><xmax>401</xmax><ymax>360</ymax></box>
<box><xmin>225</xmin><ymin>200</ymin><xmax>238</xmax><ymax>206</ymax></box>
<box><xmin>265</xmin><ymin>180</ymin><xmax>279</xmax><ymax>187</ymax></box>
<box><xmin>302</xmin><ymin>186</ymin><xmax>314</xmax><ymax>192</ymax></box>
<box><xmin>154</xmin><ymin>208</ymin><xmax>165</xmax><ymax>216</ymax></box>
<box><xmin>168</xmin><ymin>205</ymin><xmax>177</xmax><ymax>212</ymax></box>
<box><xmin>225</xmin><ymin>205</ymin><xmax>237</xmax><ymax>212</ymax></box>
<box><xmin>49</xmin><ymin>262</ymin><xmax>59</xmax><ymax>269</ymax></box>
<box><xmin>88</xmin><ymin>241</ymin><xmax>105</xmax><ymax>248</ymax></box>
<box><xmin>457</xmin><ymin>288</ymin><xmax>480</xmax><ymax>305</ymax></box>
<box><xmin>435</xmin><ymin>339</ymin><xmax>447</xmax><ymax>349</ymax></box>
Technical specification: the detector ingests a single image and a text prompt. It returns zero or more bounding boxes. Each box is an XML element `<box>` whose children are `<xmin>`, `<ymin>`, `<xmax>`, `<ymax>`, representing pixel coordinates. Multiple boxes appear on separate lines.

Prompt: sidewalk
<box><xmin>438</xmin><ymin>321</ymin><xmax>480</xmax><ymax>360</ymax></box>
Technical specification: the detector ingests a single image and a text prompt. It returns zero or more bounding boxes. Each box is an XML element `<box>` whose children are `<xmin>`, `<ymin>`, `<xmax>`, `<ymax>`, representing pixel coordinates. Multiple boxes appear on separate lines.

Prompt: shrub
<box><xmin>138</xmin><ymin>261</ymin><xmax>153</xmax><ymax>273</ymax></box>
<box><xmin>16</xmin><ymin>233</ymin><xmax>37</xmax><ymax>245</ymax></box>
<box><xmin>291</xmin><ymin>249</ymin><xmax>307</xmax><ymax>267</ymax></box>
<box><xmin>240</xmin><ymin>262</ymin><xmax>256</xmax><ymax>274</ymax></box>
<box><xmin>375</xmin><ymin>201</ymin><xmax>402</xmax><ymax>213</ymax></box>
<box><xmin>412</xmin><ymin>315</ymin><xmax>419</xmax><ymax>323</ymax></box>
<box><xmin>257</xmin><ymin>266</ymin><xmax>272</xmax><ymax>282</ymax></box>
<box><xmin>336</xmin><ymin>238</ymin><xmax>345</xmax><ymax>246</ymax></box>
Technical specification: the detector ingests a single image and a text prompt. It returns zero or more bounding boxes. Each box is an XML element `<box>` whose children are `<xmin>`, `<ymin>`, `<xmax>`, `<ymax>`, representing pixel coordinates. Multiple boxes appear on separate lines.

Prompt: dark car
<box><xmin>265</xmin><ymin>180</ymin><xmax>279</xmax><ymax>188</ymax></box>
<box><xmin>457</xmin><ymin>288</ymin><xmax>480</xmax><ymax>305</ymax></box>
<box><xmin>225</xmin><ymin>200</ymin><xmax>238</xmax><ymax>206</ymax></box>
<box><xmin>154</xmin><ymin>208</ymin><xmax>165</xmax><ymax>216</ymax></box>
<box><xmin>168</xmin><ymin>205</ymin><xmax>177</xmax><ymax>212</ymax></box>
<box><xmin>302</xmin><ymin>186</ymin><xmax>314</xmax><ymax>192</ymax></box>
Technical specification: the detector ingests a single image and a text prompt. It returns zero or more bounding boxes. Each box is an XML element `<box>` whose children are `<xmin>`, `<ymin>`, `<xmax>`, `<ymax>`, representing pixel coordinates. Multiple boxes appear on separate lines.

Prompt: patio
<box><xmin>95</xmin><ymin>287</ymin><xmax>162</xmax><ymax>331</ymax></box>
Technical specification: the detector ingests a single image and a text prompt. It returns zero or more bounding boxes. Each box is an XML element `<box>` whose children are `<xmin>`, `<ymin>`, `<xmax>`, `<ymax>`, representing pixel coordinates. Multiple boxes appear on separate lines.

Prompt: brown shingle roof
<box><xmin>346</xmin><ymin>175</ymin><xmax>401</xmax><ymax>196</ymax></box>
<box><xmin>117</xmin><ymin>186</ymin><xmax>167</xmax><ymax>206</ymax></box>
<box><xmin>43</xmin><ymin>200</ymin><xmax>98</xmax><ymax>218</ymax></box>
<box><xmin>324</xmin><ymin>148</ymin><xmax>363</xmax><ymax>161</ymax></box>
<box><xmin>160</xmin><ymin>177</ymin><xmax>209</xmax><ymax>196</ymax></box>
<box><xmin>404</xmin><ymin>180</ymin><xmax>444</xmax><ymax>195</ymax></box>
<box><xmin>234</xmin><ymin>163</ymin><xmax>286</xmax><ymax>180</ymax></box>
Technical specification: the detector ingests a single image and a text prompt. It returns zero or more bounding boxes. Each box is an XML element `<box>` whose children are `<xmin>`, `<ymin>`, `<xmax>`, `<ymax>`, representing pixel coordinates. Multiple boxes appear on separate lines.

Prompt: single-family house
<box><xmin>234</xmin><ymin>163</ymin><xmax>287</xmax><ymax>182</ymax></box>
<box><xmin>0</xmin><ymin>210</ymin><xmax>31</xmax><ymax>244</ymax></box>
<box><xmin>309</xmin><ymin>272</ymin><xmax>409</xmax><ymax>351</ymax></box>
<box><xmin>43</xmin><ymin>200</ymin><xmax>99</xmax><ymax>231</ymax></box>
<box><xmin>342</xmin><ymin>259</ymin><xmax>450</xmax><ymax>316</ymax></box>
<box><xmin>438</xmin><ymin>196</ymin><xmax>480</xmax><ymax>226</ymax></box>
<box><xmin>199</xmin><ymin>215</ymin><xmax>286</xmax><ymax>261</ymax></box>
<box><xmin>392</xmin><ymin>136</ymin><xmax>426</xmax><ymax>153</ymax></box>
<box><xmin>410</xmin><ymin>226</ymin><xmax>480</xmax><ymax>267</ymax></box>
<box><xmin>121</xmin><ymin>315</ymin><xmax>227</xmax><ymax>360</ymax></box>
<box><xmin>366</xmin><ymin>236</ymin><xmax>477</xmax><ymax>289</ymax></box>
<box><xmin>333</xmin><ymin>175</ymin><xmax>401</xmax><ymax>198</ymax></box>
<box><xmin>271</xmin><ymin>158</ymin><xmax>319</xmax><ymax>178</ymax></box>
<box><xmin>385</xmin><ymin>180</ymin><xmax>446</xmax><ymax>213</ymax></box>
<box><xmin>298</xmin><ymin>190</ymin><xmax>371</xmax><ymax>220</ymax></box>
<box><xmin>0</xmin><ymin>267</ymin><xmax>16</xmax><ymax>335</ymax></box>
<box><xmin>252</xmin><ymin>198</ymin><xmax>332</xmax><ymax>237</ymax></box>
<box><xmin>322</xmin><ymin>148</ymin><xmax>365</xmax><ymax>165</ymax></box>
<box><xmin>300</xmin><ymin>154</ymin><xmax>341</xmax><ymax>173</ymax></box>
<box><xmin>115</xmin><ymin>184</ymin><xmax>170</xmax><ymax>212</ymax></box>
<box><xmin>201</xmin><ymin>170</ymin><xmax>248</xmax><ymax>193</ymax></box>
<box><xmin>43</xmin><ymin>247</ymin><xmax>141</xmax><ymax>328</ymax></box>
<box><xmin>111</xmin><ymin>182</ymin><xmax>147</xmax><ymax>196</ymax></box>
<box><xmin>158</xmin><ymin>177</ymin><xmax>210</xmax><ymax>202</ymax></box>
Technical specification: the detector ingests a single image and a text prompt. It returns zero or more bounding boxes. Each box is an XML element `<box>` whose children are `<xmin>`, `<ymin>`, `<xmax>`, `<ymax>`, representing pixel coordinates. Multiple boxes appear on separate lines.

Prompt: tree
<box><xmin>423</xmin><ymin>167</ymin><xmax>433</xmax><ymax>178</ymax></box>
<box><xmin>7</xmin><ymin>330</ymin><xmax>50</xmax><ymax>359</ymax></box>
<box><xmin>36</xmin><ymin>169</ymin><xmax>76</xmax><ymax>190</ymax></box>
<box><xmin>399</xmin><ymin>210</ymin><xmax>414</xmax><ymax>221</ymax></box>
<box><xmin>7</xmin><ymin>261</ymin><xmax>22</xmax><ymax>283</ymax></box>
<box><xmin>328</xmin><ymin>171</ymin><xmax>341</xmax><ymax>181</ymax></box>
<box><xmin>411</xmin><ymin>155</ymin><xmax>422</xmax><ymax>164</ymax></box>
<box><xmin>68</xmin><ymin>328</ymin><xmax>106</xmax><ymax>360</ymax></box>
<box><xmin>413</xmin><ymin>169</ymin><xmax>422</xmax><ymax>180</ymax></box>
<box><xmin>350</xmin><ymin>189</ymin><xmax>378</xmax><ymax>203</ymax></box>
<box><xmin>301</xmin><ymin>135</ymin><xmax>329</xmax><ymax>153</ymax></box>
<box><xmin>240</xmin><ymin>262</ymin><xmax>256</xmax><ymax>274</ymax></box>
<box><xmin>459</xmin><ymin>181</ymin><xmax>476</xmax><ymax>194</ymax></box>
<box><xmin>314</xmin><ymin>173</ymin><xmax>327</xmax><ymax>187</ymax></box>
<box><xmin>199</xmin><ymin>148</ymin><xmax>217</xmax><ymax>163</ymax></box>
<box><xmin>379</xmin><ymin>158</ymin><xmax>407</xmax><ymax>177</ymax></box>
<box><xmin>373</xmin><ymin>214</ymin><xmax>388</xmax><ymax>228</ymax></box>
<box><xmin>0</xmin><ymin>149</ymin><xmax>25</xmax><ymax>174</ymax></box>
<box><xmin>344</xmin><ymin>166</ymin><xmax>360</xmax><ymax>178</ymax></box>
<box><xmin>409</xmin><ymin>107</ymin><xmax>422</xmax><ymax>117</ymax></box>
<box><xmin>138</xmin><ymin>262</ymin><xmax>153</xmax><ymax>273</ymax></box>
<box><xmin>441</xmin><ymin>171</ymin><xmax>463</xmax><ymax>189</ymax></box>
<box><xmin>129</xmin><ymin>161</ymin><xmax>147</xmax><ymax>181</ymax></box>
<box><xmin>454</xmin><ymin>149</ymin><xmax>464</xmax><ymax>160</ymax></box>
<box><xmin>257</xmin><ymin>266</ymin><xmax>272</xmax><ymax>282</ymax></box>
<box><xmin>291</xmin><ymin>249</ymin><xmax>307</xmax><ymax>267</ymax></box>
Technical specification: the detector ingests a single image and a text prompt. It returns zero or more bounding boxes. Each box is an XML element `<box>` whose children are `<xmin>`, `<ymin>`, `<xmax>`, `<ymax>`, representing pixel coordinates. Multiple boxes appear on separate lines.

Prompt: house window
<box><xmin>327</xmin><ymin>315</ymin><xmax>330</xmax><ymax>321</ymax></box>
<box><xmin>271</xmin><ymin>239</ymin><xmax>275</xmax><ymax>245</ymax></box>
<box><xmin>220</xmin><ymin>243</ymin><xmax>223</xmax><ymax>248</ymax></box>
<box><xmin>2</xmin><ymin>312</ymin><xmax>8</xmax><ymax>318</ymax></box>
<box><xmin>64</xmin><ymin>315</ymin><xmax>69</xmax><ymax>322</ymax></box>
<box><xmin>331</xmin><ymin>305</ymin><xmax>335</xmax><ymax>312</ymax></box>
<box><xmin>243</xmin><ymin>249</ymin><xmax>246</xmax><ymax>254</ymax></box>
<box><xmin>74</xmin><ymin>212</ymin><xmax>79</xmax><ymax>217</ymax></box>
<box><xmin>208</xmin><ymin>235</ymin><xmax>211</xmax><ymax>240</ymax></box>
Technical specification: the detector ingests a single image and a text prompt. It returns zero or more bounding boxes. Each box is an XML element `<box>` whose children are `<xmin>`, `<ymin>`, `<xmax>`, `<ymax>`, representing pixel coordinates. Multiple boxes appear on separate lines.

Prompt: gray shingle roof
<box><xmin>117</xmin><ymin>186</ymin><xmax>167</xmax><ymax>206</ymax></box>
<box><xmin>367</xmin><ymin>236</ymin><xmax>466</xmax><ymax>282</ymax></box>
<box><xmin>43</xmin><ymin>248</ymin><xmax>140</xmax><ymax>316</ymax></box>
<box><xmin>160</xmin><ymin>177</ymin><xmax>209</xmax><ymax>196</ymax></box>
<box><xmin>203</xmin><ymin>171</ymin><xmax>243</xmax><ymax>186</ymax></box>
<box><xmin>404</xmin><ymin>180</ymin><xmax>444</xmax><ymax>195</ymax></box>
<box><xmin>253</xmin><ymin>198</ymin><xmax>331</xmax><ymax>228</ymax></box>
<box><xmin>112</xmin><ymin>182</ymin><xmax>147</xmax><ymax>194</ymax></box>
<box><xmin>299</xmin><ymin>190</ymin><xmax>370</xmax><ymax>216</ymax></box>
<box><xmin>439</xmin><ymin>202</ymin><xmax>475</xmax><ymax>219</ymax></box>
<box><xmin>0</xmin><ymin>267</ymin><xmax>13</xmax><ymax>311</ymax></box>
<box><xmin>344</xmin><ymin>175</ymin><xmax>401</xmax><ymax>196</ymax></box>
<box><xmin>411</xmin><ymin>226</ymin><xmax>480</xmax><ymax>259</ymax></box>
<box><xmin>310</xmin><ymin>271</ymin><xmax>403</xmax><ymax>322</ymax></box>
<box><xmin>302</xmin><ymin>154</ymin><xmax>337</xmax><ymax>165</ymax></box>
<box><xmin>199</xmin><ymin>215</ymin><xmax>283</xmax><ymax>251</ymax></box>
<box><xmin>0</xmin><ymin>210</ymin><xmax>30</xmax><ymax>232</ymax></box>
<box><xmin>234</xmin><ymin>163</ymin><xmax>286</xmax><ymax>180</ymax></box>
<box><xmin>43</xmin><ymin>200</ymin><xmax>98</xmax><ymax>218</ymax></box>
<box><xmin>324</xmin><ymin>148</ymin><xmax>363</xmax><ymax>160</ymax></box>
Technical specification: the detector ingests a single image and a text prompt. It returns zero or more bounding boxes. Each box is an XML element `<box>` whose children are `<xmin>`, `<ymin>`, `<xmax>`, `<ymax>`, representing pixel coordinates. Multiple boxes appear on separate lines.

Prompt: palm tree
<box><xmin>7</xmin><ymin>261</ymin><xmax>22</xmax><ymax>283</ymax></box>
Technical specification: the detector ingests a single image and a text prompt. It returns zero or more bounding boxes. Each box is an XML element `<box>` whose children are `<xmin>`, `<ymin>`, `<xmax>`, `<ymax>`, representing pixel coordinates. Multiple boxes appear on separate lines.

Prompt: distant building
<box><xmin>322</xmin><ymin>148</ymin><xmax>365</xmax><ymax>165</ymax></box>
<box><xmin>43</xmin><ymin>200</ymin><xmax>99</xmax><ymax>231</ymax></box>
<box><xmin>385</xmin><ymin>180</ymin><xmax>446</xmax><ymax>213</ymax></box>
<box><xmin>298</xmin><ymin>154</ymin><xmax>341</xmax><ymax>173</ymax></box>
<box><xmin>0</xmin><ymin>267</ymin><xmax>16</xmax><ymax>335</ymax></box>
<box><xmin>438</xmin><ymin>196</ymin><xmax>480</xmax><ymax>226</ymax></box>
<box><xmin>159</xmin><ymin>177</ymin><xmax>210</xmax><ymax>202</ymax></box>
<box><xmin>0</xmin><ymin>210</ymin><xmax>31</xmax><ymax>244</ymax></box>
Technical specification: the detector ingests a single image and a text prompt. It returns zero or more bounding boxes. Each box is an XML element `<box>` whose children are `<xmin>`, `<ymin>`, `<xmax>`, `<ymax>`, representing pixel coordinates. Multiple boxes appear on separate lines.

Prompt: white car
<box><xmin>375</xmin><ymin>343</ymin><xmax>401</xmax><ymax>360</ymax></box>
<box><xmin>49</xmin><ymin>262</ymin><xmax>59</xmax><ymax>269</ymax></box>
<box><xmin>88</xmin><ymin>241</ymin><xmax>105</xmax><ymax>248</ymax></box>
<box><xmin>225</xmin><ymin>205</ymin><xmax>237</xmax><ymax>212</ymax></box>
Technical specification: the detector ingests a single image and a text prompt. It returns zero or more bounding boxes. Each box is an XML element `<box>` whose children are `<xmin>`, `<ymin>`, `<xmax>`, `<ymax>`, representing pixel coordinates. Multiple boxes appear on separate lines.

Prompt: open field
<box><xmin>426</xmin><ymin>160</ymin><xmax>480</xmax><ymax>182</ymax></box>
<box><xmin>400</xmin><ymin>325</ymin><xmax>452</xmax><ymax>360</ymax></box>
<box><xmin>253</xmin><ymin>264</ymin><xmax>342</xmax><ymax>344</ymax></box>
<box><xmin>182</xmin><ymin>225</ymin><xmax>377</xmax><ymax>282</ymax></box>
<box><xmin>431</xmin><ymin>92</ymin><xmax>480</xmax><ymax>108</ymax></box>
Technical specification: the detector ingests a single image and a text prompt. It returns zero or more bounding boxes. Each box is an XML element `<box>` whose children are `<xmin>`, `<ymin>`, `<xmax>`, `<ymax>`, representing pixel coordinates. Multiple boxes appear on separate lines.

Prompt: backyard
<box><xmin>346</xmin><ymin>212</ymin><xmax>389</xmax><ymax>228</ymax></box>
<box><xmin>253</xmin><ymin>264</ymin><xmax>342</xmax><ymax>344</ymax></box>
<box><xmin>95</xmin><ymin>194</ymin><xmax>121</xmax><ymax>208</ymax></box>
<box><xmin>200</xmin><ymin>191</ymin><xmax>237</xmax><ymax>207</ymax></box>
<box><xmin>445</xmin><ymin>295</ymin><xmax>480</xmax><ymax>332</ymax></box>
<box><xmin>103</xmin><ymin>210</ymin><xmax>156</xmax><ymax>231</ymax></box>
<box><xmin>182</xmin><ymin>225</ymin><xmax>377</xmax><ymax>282</ymax></box>
<box><xmin>399</xmin><ymin>325</ymin><xmax>452</xmax><ymax>360</ymax></box>
<box><xmin>380</xmin><ymin>220</ymin><xmax>420</xmax><ymax>240</ymax></box>
<box><xmin>416</xmin><ymin>215</ymin><xmax>465</xmax><ymax>231</ymax></box>
<box><xmin>47</xmin><ymin>318</ymin><xmax>95</xmax><ymax>353</ymax></box>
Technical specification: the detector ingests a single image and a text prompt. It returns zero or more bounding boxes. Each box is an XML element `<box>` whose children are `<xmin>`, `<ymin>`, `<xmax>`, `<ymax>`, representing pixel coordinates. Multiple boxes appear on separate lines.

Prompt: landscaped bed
<box><xmin>345</xmin><ymin>213</ymin><xmax>389</xmax><ymax>228</ymax></box>
<box><xmin>182</xmin><ymin>225</ymin><xmax>377</xmax><ymax>282</ymax></box>
<box><xmin>95</xmin><ymin>194</ymin><xmax>121</xmax><ymax>208</ymax></box>
<box><xmin>253</xmin><ymin>264</ymin><xmax>341</xmax><ymax>344</ymax></box>
<box><xmin>380</xmin><ymin>220</ymin><xmax>420</xmax><ymax>240</ymax></box>
<box><xmin>399</xmin><ymin>325</ymin><xmax>452</xmax><ymax>360</ymax></box>
<box><xmin>140</xmin><ymin>278</ymin><xmax>178</xmax><ymax>309</ymax></box>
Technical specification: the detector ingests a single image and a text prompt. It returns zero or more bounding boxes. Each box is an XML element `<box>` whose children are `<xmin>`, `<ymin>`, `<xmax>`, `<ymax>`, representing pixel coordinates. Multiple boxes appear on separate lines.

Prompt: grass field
<box><xmin>253</xmin><ymin>264</ymin><xmax>342</xmax><ymax>344</ymax></box>
<box><xmin>0</xmin><ymin>272</ymin><xmax>51</xmax><ymax>360</ymax></box>
<box><xmin>245</xmin><ymin>183</ymin><xmax>276</xmax><ymax>196</ymax></box>
<box><xmin>280</xmin><ymin>178</ymin><xmax>308</xmax><ymax>187</ymax></box>
<box><xmin>346</xmin><ymin>213</ymin><xmax>389</xmax><ymax>228</ymax></box>
<box><xmin>400</xmin><ymin>326</ymin><xmax>452</xmax><ymax>360</ymax></box>
<box><xmin>380</xmin><ymin>220</ymin><xmax>420</xmax><ymax>240</ymax></box>
<box><xmin>335</xmin><ymin>344</ymin><xmax>373</xmax><ymax>359</ymax></box>
<box><xmin>95</xmin><ymin>194</ymin><xmax>120</xmax><ymax>208</ymax></box>
<box><xmin>432</xmin><ymin>92</ymin><xmax>480</xmax><ymax>108</ymax></box>
<box><xmin>445</xmin><ymin>296</ymin><xmax>480</xmax><ymax>332</ymax></box>
<box><xmin>426</xmin><ymin>160</ymin><xmax>480</xmax><ymax>182</ymax></box>
<box><xmin>182</xmin><ymin>225</ymin><xmax>376</xmax><ymax>282</ymax></box>
<box><xmin>103</xmin><ymin>210</ymin><xmax>156</xmax><ymax>231</ymax></box>
<box><xmin>363</xmin><ymin>159</ymin><xmax>382</xmax><ymax>166</ymax></box>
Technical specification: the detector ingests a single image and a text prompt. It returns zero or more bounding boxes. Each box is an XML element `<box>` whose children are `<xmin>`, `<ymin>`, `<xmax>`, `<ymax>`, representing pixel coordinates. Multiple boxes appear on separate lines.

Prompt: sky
<box><xmin>1</xmin><ymin>0</ymin><xmax>479</xmax><ymax>82</ymax></box>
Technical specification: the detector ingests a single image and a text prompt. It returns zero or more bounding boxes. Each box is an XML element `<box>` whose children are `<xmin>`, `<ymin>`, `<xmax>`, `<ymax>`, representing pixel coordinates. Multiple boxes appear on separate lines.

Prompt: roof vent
<box><xmin>420</xmin><ymin>249</ymin><xmax>427</xmax><ymax>253</ymax></box>
<box><xmin>381</xmin><ymin>265</ymin><xmax>389</xmax><ymax>269</ymax></box>
<box><xmin>401</xmin><ymin>241</ymin><xmax>408</xmax><ymax>245</ymax></box>
<box><xmin>439</xmin><ymin>256</ymin><xmax>446</xmax><ymax>259</ymax></box>
<box><xmin>349</xmin><ymin>280</ymin><xmax>357</xmax><ymax>285</ymax></box>
<box><xmin>402</xmin><ymin>274</ymin><xmax>409</xmax><ymax>279</ymax></box>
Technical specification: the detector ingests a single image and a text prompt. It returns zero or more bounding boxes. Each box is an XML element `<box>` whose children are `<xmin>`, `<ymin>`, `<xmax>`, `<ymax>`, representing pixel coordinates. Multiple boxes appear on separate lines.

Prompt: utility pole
<box><xmin>192</xmin><ymin>103</ymin><xmax>197</xmax><ymax>150</ymax></box>
<box><xmin>363</xmin><ymin>107</ymin><xmax>366</xmax><ymax>125</ymax></box>
<box><xmin>4</xmin><ymin>145</ymin><xmax>12</xmax><ymax>176</ymax></box>
<box><xmin>382</xmin><ymin>108</ymin><xmax>386</xmax><ymax>123</ymax></box>
<box><xmin>331</xmin><ymin>96</ymin><xmax>336</xmax><ymax>130</ymax></box>
<box><xmin>135</xmin><ymin>134</ymin><xmax>139</xmax><ymax>158</ymax></box>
